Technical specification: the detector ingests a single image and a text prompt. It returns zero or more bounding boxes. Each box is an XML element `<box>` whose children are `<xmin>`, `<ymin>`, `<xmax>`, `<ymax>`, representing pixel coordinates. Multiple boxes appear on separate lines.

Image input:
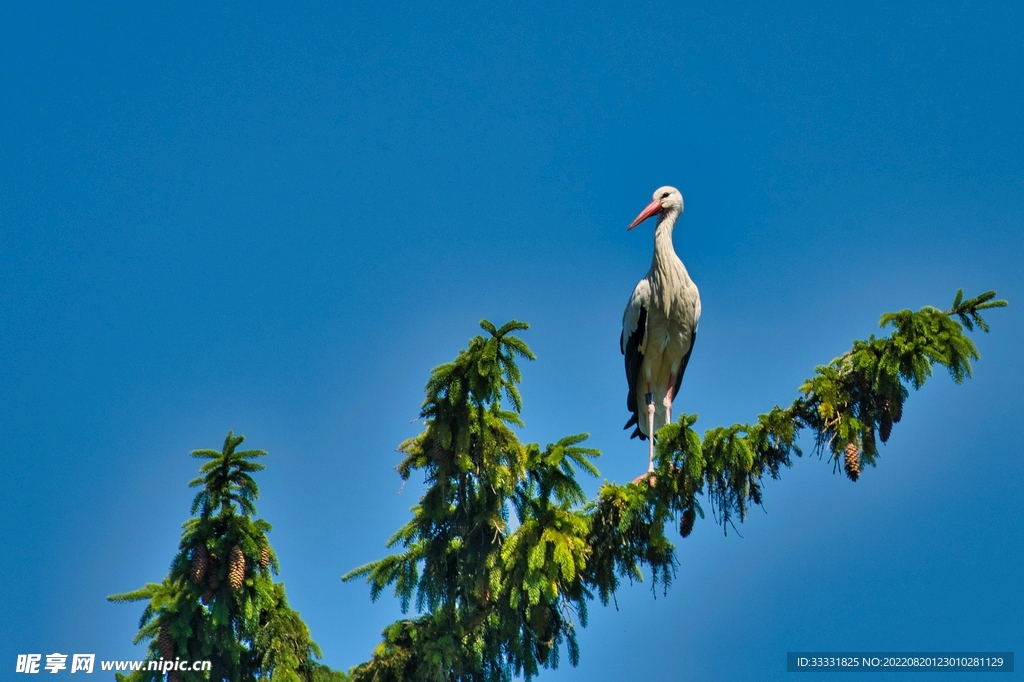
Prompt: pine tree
<box><xmin>345</xmin><ymin>290</ymin><xmax>1006</xmax><ymax>681</ymax></box>
<box><xmin>109</xmin><ymin>432</ymin><xmax>349</xmax><ymax>682</ymax></box>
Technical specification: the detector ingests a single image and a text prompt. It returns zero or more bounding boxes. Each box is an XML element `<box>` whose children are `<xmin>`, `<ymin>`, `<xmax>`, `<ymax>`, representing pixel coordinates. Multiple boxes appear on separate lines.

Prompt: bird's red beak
<box><xmin>628</xmin><ymin>199</ymin><xmax>664</xmax><ymax>230</ymax></box>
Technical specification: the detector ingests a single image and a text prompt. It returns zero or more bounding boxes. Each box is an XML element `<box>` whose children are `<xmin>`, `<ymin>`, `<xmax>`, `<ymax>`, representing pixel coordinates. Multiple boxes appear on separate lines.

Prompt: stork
<box><xmin>621</xmin><ymin>186</ymin><xmax>701</xmax><ymax>474</ymax></box>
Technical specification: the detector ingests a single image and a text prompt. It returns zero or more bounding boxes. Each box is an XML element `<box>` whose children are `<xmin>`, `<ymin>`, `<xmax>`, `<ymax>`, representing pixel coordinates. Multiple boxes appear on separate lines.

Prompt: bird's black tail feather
<box><xmin>623</xmin><ymin>410</ymin><xmax>647</xmax><ymax>441</ymax></box>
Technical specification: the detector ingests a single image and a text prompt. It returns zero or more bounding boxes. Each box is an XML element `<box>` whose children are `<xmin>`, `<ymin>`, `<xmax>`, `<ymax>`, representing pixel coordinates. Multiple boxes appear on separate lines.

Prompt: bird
<box><xmin>621</xmin><ymin>186</ymin><xmax>701</xmax><ymax>474</ymax></box>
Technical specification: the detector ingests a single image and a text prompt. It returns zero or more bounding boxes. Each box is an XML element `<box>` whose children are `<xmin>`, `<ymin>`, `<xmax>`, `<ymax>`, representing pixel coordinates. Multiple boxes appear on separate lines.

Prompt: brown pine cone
<box><xmin>679</xmin><ymin>508</ymin><xmax>696</xmax><ymax>538</ymax></box>
<box><xmin>190</xmin><ymin>545</ymin><xmax>209</xmax><ymax>585</ymax></box>
<box><xmin>844</xmin><ymin>442</ymin><xmax>860</xmax><ymax>482</ymax></box>
<box><xmin>200</xmin><ymin>588</ymin><xmax>215</xmax><ymax>605</ymax></box>
<box><xmin>430</xmin><ymin>439</ymin><xmax>447</xmax><ymax>464</ymax></box>
<box><xmin>260</xmin><ymin>545</ymin><xmax>270</xmax><ymax>569</ymax></box>
<box><xmin>879</xmin><ymin>407</ymin><xmax>893</xmax><ymax>443</ymax></box>
<box><xmin>534</xmin><ymin>607</ymin><xmax>553</xmax><ymax>664</ymax></box>
<box><xmin>228</xmin><ymin>545</ymin><xmax>246</xmax><ymax>590</ymax></box>
<box><xmin>158</xmin><ymin>625</ymin><xmax>174</xmax><ymax>660</ymax></box>
<box><xmin>206</xmin><ymin>562</ymin><xmax>221</xmax><ymax>591</ymax></box>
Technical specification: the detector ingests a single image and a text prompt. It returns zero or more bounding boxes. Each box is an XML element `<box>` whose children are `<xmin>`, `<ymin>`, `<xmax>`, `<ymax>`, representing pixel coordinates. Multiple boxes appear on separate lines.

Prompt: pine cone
<box><xmin>158</xmin><ymin>625</ymin><xmax>174</xmax><ymax>660</ymax></box>
<box><xmin>534</xmin><ymin>607</ymin><xmax>553</xmax><ymax>664</ymax></box>
<box><xmin>879</xmin><ymin>405</ymin><xmax>893</xmax><ymax>443</ymax></box>
<box><xmin>228</xmin><ymin>545</ymin><xmax>246</xmax><ymax>590</ymax></box>
<box><xmin>260</xmin><ymin>545</ymin><xmax>270</xmax><ymax>569</ymax></box>
<box><xmin>430</xmin><ymin>440</ymin><xmax>446</xmax><ymax>464</ymax></box>
<box><xmin>200</xmin><ymin>588</ymin><xmax>215</xmax><ymax>605</ymax></box>
<box><xmin>190</xmin><ymin>545</ymin><xmax>209</xmax><ymax>585</ymax></box>
<box><xmin>679</xmin><ymin>508</ymin><xmax>696</xmax><ymax>538</ymax></box>
<box><xmin>537</xmin><ymin>639</ymin><xmax>553</xmax><ymax>664</ymax></box>
<box><xmin>844</xmin><ymin>442</ymin><xmax>860</xmax><ymax>482</ymax></box>
<box><xmin>168</xmin><ymin>673</ymin><xmax>181</xmax><ymax>682</ymax></box>
<box><xmin>206</xmin><ymin>562</ymin><xmax>221</xmax><ymax>591</ymax></box>
<box><xmin>891</xmin><ymin>396</ymin><xmax>903</xmax><ymax>424</ymax></box>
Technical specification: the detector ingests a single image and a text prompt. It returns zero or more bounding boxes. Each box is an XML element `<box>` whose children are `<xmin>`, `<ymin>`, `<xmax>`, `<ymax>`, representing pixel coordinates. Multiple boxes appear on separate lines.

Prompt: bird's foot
<box><xmin>633</xmin><ymin>470</ymin><xmax>657</xmax><ymax>487</ymax></box>
<box><xmin>632</xmin><ymin>462</ymin><xmax>681</xmax><ymax>487</ymax></box>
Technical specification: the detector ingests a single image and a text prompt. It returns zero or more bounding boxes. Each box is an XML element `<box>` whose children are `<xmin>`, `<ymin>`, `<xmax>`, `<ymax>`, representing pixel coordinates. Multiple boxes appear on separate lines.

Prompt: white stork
<box><xmin>621</xmin><ymin>186</ymin><xmax>701</xmax><ymax>473</ymax></box>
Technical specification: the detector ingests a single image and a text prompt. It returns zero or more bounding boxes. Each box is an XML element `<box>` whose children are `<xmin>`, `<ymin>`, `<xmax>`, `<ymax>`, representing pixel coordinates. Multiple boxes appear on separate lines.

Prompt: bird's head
<box><xmin>627</xmin><ymin>186</ymin><xmax>683</xmax><ymax>230</ymax></box>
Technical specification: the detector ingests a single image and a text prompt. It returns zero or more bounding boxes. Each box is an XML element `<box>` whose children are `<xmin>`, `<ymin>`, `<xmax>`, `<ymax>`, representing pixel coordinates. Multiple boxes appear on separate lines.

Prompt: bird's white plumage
<box><xmin>621</xmin><ymin>187</ymin><xmax>701</xmax><ymax>448</ymax></box>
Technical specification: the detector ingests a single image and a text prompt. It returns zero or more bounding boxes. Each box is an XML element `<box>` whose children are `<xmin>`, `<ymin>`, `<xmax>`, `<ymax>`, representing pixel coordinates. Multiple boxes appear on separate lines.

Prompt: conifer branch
<box><xmin>348</xmin><ymin>291</ymin><xmax>1005</xmax><ymax>682</ymax></box>
<box><xmin>945</xmin><ymin>289</ymin><xmax>1007</xmax><ymax>332</ymax></box>
<box><xmin>620</xmin><ymin>289</ymin><xmax>1007</xmax><ymax>560</ymax></box>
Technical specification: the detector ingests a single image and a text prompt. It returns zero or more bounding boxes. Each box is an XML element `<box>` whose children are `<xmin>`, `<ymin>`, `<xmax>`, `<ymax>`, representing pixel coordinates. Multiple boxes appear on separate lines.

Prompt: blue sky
<box><xmin>1</xmin><ymin>2</ymin><xmax>1021</xmax><ymax>680</ymax></box>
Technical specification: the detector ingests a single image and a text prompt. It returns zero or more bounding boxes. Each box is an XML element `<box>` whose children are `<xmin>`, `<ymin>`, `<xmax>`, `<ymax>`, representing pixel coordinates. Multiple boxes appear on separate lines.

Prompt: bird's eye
<box><xmin>661</xmin><ymin>192</ymin><xmax>670</xmax><ymax>199</ymax></box>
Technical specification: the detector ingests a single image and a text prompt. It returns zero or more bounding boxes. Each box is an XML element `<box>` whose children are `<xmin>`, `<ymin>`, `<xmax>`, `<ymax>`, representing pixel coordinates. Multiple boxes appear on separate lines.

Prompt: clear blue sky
<box><xmin>2</xmin><ymin>2</ymin><xmax>1021</xmax><ymax>680</ymax></box>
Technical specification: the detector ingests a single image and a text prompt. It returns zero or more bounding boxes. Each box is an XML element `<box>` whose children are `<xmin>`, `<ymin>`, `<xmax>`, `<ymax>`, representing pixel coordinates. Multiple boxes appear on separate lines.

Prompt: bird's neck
<box><xmin>651</xmin><ymin>209</ymin><xmax>680</xmax><ymax>270</ymax></box>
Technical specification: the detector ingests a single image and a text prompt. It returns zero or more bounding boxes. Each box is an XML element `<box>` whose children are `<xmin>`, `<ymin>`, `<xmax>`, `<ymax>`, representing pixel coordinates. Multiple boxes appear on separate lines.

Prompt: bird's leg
<box><xmin>646</xmin><ymin>389</ymin><xmax>655</xmax><ymax>472</ymax></box>
<box><xmin>664</xmin><ymin>373</ymin><xmax>676</xmax><ymax>426</ymax></box>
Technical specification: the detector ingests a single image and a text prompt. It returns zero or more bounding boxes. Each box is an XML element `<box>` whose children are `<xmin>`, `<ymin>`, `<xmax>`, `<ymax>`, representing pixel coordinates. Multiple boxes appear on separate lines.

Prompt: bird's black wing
<box><xmin>621</xmin><ymin>280</ymin><xmax>651</xmax><ymax>440</ymax></box>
